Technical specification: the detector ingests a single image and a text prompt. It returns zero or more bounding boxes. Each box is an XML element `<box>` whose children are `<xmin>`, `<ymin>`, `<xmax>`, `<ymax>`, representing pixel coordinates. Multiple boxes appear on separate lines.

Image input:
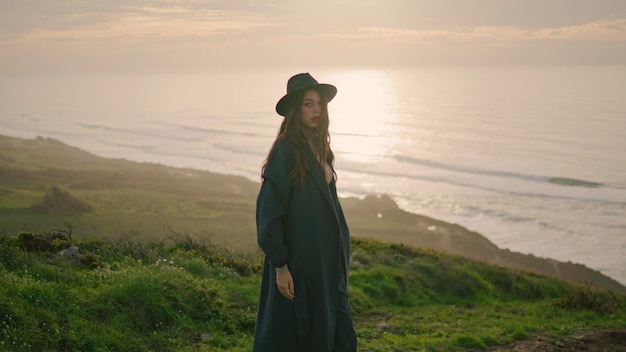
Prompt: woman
<box><xmin>253</xmin><ymin>73</ymin><xmax>357</xmax><ymax>352</ymax></box>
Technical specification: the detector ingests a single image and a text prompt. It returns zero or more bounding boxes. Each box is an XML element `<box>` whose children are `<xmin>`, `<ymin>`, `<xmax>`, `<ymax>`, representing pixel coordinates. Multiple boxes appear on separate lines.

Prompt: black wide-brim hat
<box><xmin>276</xmin><ymin>73</ymin><xmax>337</xmax><ymax>116</ymax></box>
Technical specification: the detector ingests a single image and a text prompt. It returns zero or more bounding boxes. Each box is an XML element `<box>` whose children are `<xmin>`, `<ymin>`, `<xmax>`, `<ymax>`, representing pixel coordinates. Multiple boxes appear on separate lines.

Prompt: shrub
<box><xmin>16</xmin><ymin>231</ymin><xmax>71</xmax><ymax>253</ymax></box>
<box><xmin>552</xmin><ymin>283</ymin><xmax>625</xmax><ymax>314</ymax></box>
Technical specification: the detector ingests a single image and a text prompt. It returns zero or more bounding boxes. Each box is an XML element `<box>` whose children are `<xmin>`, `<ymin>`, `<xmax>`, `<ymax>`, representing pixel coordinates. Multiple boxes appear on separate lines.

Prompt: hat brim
<box><xmin>275</xmin><ymin>83</ymin><xmax>337</xmax><ymax>116</ymax></box>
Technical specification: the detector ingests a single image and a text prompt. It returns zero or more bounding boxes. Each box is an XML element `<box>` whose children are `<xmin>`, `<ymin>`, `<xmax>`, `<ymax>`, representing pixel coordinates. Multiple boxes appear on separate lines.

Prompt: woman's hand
<box><xmin>276</xmin><ymin>270</ymin><xmax>295</xmax><ymax>301</ymax></box>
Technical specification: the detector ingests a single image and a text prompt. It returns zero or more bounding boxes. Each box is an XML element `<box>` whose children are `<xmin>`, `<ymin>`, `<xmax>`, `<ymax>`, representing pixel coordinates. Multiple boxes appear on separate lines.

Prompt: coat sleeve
<box><xmin>256</xmin><ymin>141</ymin><xmax>294</xmax><ymax>268</ymax></box>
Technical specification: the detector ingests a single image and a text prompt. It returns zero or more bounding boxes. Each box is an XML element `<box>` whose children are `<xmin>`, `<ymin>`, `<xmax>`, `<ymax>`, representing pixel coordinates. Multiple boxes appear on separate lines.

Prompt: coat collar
<box><xmin>305</xmin><ymin>147</ymin><xmax>339</xmax><ymax>222</ymax></box>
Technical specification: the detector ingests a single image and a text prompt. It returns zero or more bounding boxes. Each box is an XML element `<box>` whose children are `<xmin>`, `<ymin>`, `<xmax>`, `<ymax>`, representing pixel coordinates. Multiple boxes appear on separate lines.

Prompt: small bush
<box><xmin>16</xmin><ymin>231</ymin><xmax>71</xmax><ymax>253</ymax></box>
<box><xmin>552</xmin><ymin>283</ymin><xmax>625</xmax><ymax>314</ymax></box>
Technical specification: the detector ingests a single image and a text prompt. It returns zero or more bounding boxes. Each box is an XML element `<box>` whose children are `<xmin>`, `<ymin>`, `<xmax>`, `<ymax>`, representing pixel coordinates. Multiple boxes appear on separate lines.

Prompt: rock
<box><xmin>58</xmin><ymin>246</ymin><xmax>83</xmax><ymax>260</ymax></box>
<box><xmin>53</xmin><ymin>246</ymin><xmax>101</xmax><ymax>269</ymax></box>
<box><xmin>51</xmin><ymin>246</ymin><xmax>84</xmax><ymax>267</ymax></box>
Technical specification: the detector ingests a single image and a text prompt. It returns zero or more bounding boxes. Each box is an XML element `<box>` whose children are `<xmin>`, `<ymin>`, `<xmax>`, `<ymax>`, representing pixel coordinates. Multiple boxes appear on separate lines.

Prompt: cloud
<box><xmin>354</xmin><ymin>19</ymin><xmax>626</xmax><ymax>42</ymax></box>
<box><xmin>536</xmin><ymin>19</ymin><xmax>626</xmax><ymax>41</ymax></box>
<box><xmin>1</xmin><ymin>1</ymin><xmax>624</xmax><ymax>72</ymax></box>
<box><xmin>2</xmin><ymin>4</ymin><xmax>275</xmax><ymax>45</ymax></box>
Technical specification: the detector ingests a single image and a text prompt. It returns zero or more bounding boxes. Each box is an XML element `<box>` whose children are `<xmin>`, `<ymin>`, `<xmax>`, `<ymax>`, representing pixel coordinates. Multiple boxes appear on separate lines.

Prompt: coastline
<box><xmin>1</xmin><ymin>134</ymin><xmax>624</xmax><ymax>293</ymax></box>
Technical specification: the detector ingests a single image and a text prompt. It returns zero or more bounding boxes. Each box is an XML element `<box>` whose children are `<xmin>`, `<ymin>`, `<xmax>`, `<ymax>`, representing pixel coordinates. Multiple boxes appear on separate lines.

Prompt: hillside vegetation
<box><xmin>1</xmin><ymin>135</ymin><xmax>624</xmax><ymax>293</ymax></box>
<box><xmin>0</xmin><ymin>135</ymin><xmax>625</xmax><ymax>350</ymax></box>
<box><xmin>0</xmin><ymin>231</ymin><xmax>624</xmax><ymax>351</ymax></box>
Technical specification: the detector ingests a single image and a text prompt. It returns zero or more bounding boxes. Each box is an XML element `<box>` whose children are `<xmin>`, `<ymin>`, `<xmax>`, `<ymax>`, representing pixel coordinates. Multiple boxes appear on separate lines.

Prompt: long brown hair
<box><xmin>262</xmin><ymin>88</ymin><xmax>336</xmax><ymax>188</ymax></box>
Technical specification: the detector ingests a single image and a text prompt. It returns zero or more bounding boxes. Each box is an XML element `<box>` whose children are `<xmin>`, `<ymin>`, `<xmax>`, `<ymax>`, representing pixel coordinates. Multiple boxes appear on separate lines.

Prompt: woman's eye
<box><xmin>304</xmin><ymin>102</ymin><xmax>313</xmax><ymax>108</ymax></box>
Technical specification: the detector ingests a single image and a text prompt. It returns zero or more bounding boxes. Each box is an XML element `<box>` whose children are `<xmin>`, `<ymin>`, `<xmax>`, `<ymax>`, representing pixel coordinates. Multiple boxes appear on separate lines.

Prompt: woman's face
<box><xmin>300</xmin><ymin>89</ymin><xmax>324</xmax><ymax>129</ymax></box>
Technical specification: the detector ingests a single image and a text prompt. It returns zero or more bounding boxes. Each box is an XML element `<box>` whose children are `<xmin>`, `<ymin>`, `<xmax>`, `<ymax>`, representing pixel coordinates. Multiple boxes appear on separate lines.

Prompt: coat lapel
<box><xmin>306</xmin><ymin>149</ymin><xmax>340</xmax><ymax>224</ymax></box>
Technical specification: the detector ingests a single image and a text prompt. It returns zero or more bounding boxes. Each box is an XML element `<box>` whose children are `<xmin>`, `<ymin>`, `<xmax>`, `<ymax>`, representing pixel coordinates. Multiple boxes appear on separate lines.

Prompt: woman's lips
<box><xmin>312</xmin><ymin>116</ymin><xmax>320</xmax><ymax>123</ymax></box>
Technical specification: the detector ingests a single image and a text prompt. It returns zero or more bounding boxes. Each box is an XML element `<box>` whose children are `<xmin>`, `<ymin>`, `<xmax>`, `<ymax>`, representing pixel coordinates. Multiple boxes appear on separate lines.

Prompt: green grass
<box><xmin>0</xmin><ymin>233</ymin><xmax>623</xmax><ymax>352</ymax></box>
<box><xmin>0</xmin><ymin>185</ymin><xmax>256</xmax><ymax>249</ymax></box>
<box><xmin>349</xmin><ymin>239</ymin><xmax>625</xmax><ymax>351</ymax></box>
<box><xmin>0</xmin><ymin>187</ymin><xmax>44</xmax><ymax>209</ymax></box>
<box><xmin>0</xmin><ymin>135</ymin><xmax>624</xmax><ymax>350</ymax></box>
<box><xmin>0</xmin><ymin>232</ymin><xmax>260</xmax><ymax>351</ymax></box>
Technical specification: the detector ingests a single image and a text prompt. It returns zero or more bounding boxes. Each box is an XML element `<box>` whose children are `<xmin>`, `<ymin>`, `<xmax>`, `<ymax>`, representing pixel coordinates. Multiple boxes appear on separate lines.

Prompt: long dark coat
<box><xmin>253</xmin><ymin>138</ymin><xmax>352</xmax><ymax>352</ymax></box>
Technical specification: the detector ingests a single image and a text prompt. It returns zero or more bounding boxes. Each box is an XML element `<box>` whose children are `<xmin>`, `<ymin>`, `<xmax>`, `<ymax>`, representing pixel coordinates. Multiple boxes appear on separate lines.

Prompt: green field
<box><xmin>0</xmin><ymin>233</ymin><xmax>623</xmax><ymax>351</ymax></box>
<box><xmin>1</xmin><ymin>135</ymin><xmax>624</xmax><ymax>351</ymax></box>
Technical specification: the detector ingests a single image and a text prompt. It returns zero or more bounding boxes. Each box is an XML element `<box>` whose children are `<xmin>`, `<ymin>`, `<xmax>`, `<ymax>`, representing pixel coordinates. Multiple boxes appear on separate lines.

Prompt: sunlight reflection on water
<box><xmin>326</xmin><ymin>70</ymin><xmax>401</xmax><ymax>163</ymax></box>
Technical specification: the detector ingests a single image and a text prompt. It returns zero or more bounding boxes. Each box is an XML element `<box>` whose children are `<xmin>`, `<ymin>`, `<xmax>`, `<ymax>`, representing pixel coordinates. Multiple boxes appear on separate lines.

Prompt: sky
<box><xmin>1</xmin><ymin>0</ymin><xmax>626</xmax><ymax>75</ymax></box>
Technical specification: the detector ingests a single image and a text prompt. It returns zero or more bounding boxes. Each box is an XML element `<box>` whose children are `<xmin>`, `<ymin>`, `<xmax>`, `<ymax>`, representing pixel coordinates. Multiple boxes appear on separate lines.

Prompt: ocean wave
<box><xmin>548</xmin><ymin>177</ymin><xmax>602</xmax><ymax>188</ymax></box>
<box><xmin>394</xmin><ymin>155</ymin><xmax>606</xmax><ymax>189</ymax></box>
<box><xmin>213</xmin><ymin>143</ymin><xmax>268</xmax><ymax>157</ymax></box>
<box><xmin>97</xmin><ymin>140</ymin><xmax>156</xmax><ymax>152</ymax></box>
<box><xmin>77</xmin><ymin>123</ymin><xmax>204</xmax><ymax>142</ymax></box>
<box><xmin>334</xmin><ymin>131</ymin><xmax>382</xmax><ymax>138</ymax></box>
<box><xmin>77</xmin><ymin>123</ymin><xmax>127</xmax><ymax>133</ymax></box>
<box><xmin>174</xmin><ymin>124</ymin><xmax>261</xmax><ymax>138</ymax></box>
<box><xmin>462</xmin><ymin>204</ymin><xmax>535</xmax><ymax>223</ymax></box>
<box><xmin>340</xmin><ymin>164</ymin><xmax>626</xmax><ymax>205</ymax></box>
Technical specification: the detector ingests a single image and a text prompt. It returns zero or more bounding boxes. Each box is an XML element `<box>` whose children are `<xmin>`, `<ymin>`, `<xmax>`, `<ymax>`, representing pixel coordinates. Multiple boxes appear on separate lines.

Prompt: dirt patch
<box><xmin>488</xmin><ymin>329</ymin><xmax>626</xmax><ymax>351</ymax></box>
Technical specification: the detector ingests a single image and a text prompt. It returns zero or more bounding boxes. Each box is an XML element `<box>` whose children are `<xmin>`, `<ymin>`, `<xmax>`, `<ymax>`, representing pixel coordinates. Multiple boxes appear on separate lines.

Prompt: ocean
<box><xmin>1</xmin><ymin>65</ymin><xmax>625</xmax><ymax>285</ymax></box>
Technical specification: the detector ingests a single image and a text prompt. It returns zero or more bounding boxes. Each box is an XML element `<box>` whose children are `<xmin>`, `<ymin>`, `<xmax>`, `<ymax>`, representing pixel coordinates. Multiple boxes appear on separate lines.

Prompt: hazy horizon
<box><xmin>1</xmin><ymin>0</ymin><xmax>625</xmax><ymax>75</ymax></box>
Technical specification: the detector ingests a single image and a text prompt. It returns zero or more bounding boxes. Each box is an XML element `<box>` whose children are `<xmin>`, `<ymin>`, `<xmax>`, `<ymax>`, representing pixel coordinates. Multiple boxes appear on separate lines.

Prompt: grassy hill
<box><xmin>0</xmin><ymin>231</ymin><xmax>624</xmax><ymax>351</ymax></box>
<box><xmin>1</xmin><ymin>135</ymin><xmax>624</xmax><ymax>293</ymax></box>
<box><xmin>0</xmin><ymin>135</ymin><xmax>625</xmax><ymax>350</ymax></box>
